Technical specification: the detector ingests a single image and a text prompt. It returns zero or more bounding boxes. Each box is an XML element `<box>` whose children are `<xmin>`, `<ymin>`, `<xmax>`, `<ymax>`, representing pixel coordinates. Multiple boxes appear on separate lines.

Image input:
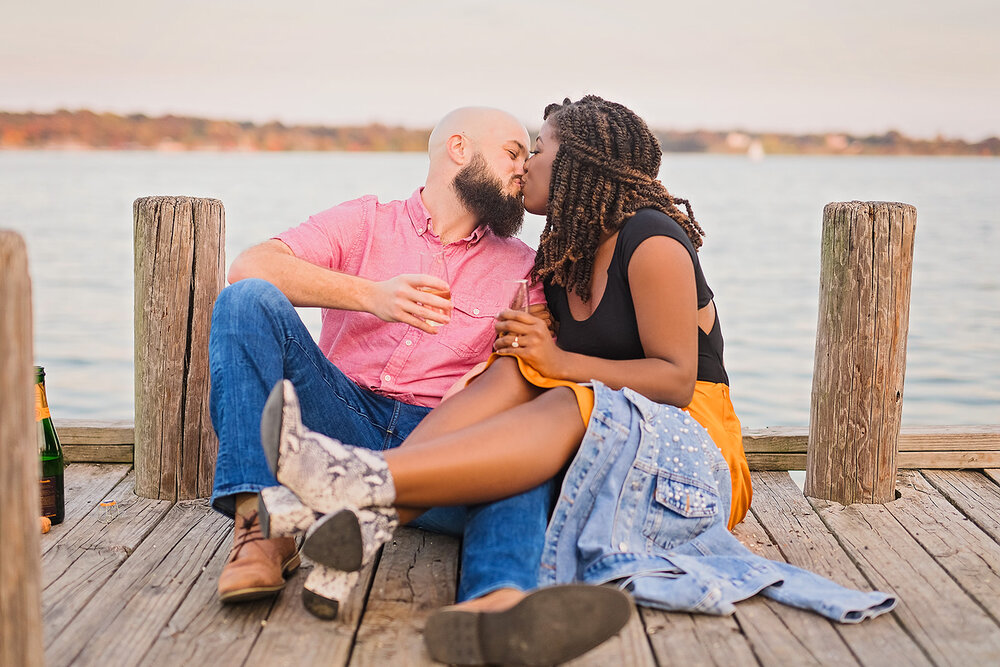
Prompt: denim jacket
<box><xmin>539</xmin><ymin>382</ymin><xmax>896</xmax><ymax>623</ymax></box>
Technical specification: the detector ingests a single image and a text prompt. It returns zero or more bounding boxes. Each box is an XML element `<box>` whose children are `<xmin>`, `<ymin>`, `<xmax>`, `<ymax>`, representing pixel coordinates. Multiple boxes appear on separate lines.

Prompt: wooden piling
<box><xmin>134</xmin><ymin>197</ymin><xmax>225</xmax><ymax>500</ymax></box>
<box><xmin>805</xmin><ymin>201</ymin><xmax>916</xmax><ymax>504</ymax></box>
<box><xmin>0</xmin><ymin>231</ymin><xmax>44</xmax><ymax>667</ymax></box>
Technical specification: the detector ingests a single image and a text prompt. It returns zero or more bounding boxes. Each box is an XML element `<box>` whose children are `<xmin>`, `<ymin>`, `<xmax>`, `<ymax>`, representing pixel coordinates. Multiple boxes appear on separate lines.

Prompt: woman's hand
<box><xmin>494</xmin><ymin>309</ymin><xmax>566</xmax><ymax>377</ymax></box>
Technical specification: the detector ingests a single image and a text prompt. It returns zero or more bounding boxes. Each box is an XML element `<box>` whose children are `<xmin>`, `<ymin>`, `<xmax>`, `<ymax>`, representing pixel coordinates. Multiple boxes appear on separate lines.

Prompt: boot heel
<box><xmin>301</xmin><ymin>509</ymin><xmax>364</xmax><ymax>571</ymax></box>
<box><xmin>301</xmin><ymin>506</ymin><xmax>398</xmax><ymax>572</ymax></box>
<box><xmin>302</xmin><ymin>566</ymin><xmax>360</xmax><ymax>621</ymax></box>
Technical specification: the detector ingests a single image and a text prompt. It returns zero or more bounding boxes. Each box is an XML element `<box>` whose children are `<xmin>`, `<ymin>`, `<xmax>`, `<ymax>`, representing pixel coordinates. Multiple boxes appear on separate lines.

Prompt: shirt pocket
<box><xmin>642</xmin><ymin>469</ymin><xmax>720</xmax><ymax>552</ymax></box>
<box><xmin>433</xmin><ymin>291</ymin><xmax>503</xmax><ymax>360</ymax></box>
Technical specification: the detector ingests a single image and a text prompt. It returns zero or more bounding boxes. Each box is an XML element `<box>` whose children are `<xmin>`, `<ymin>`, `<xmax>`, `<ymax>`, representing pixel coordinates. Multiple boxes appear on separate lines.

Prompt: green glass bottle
<box><xmin>35</xmin><ymin>366</ymin><xmax>64</xmax><ymax>525</ymax></box>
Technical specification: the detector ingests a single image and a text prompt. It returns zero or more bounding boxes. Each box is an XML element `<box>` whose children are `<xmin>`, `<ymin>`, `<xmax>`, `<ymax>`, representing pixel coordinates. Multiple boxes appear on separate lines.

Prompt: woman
<box><xmin>261</xmin><ymin>96</ymin><xmax>751</xmax><ymax>664</ymax></box>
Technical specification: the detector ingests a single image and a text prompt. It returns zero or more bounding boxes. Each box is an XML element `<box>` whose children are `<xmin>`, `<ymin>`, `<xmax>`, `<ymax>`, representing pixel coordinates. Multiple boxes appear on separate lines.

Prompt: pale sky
<box><xmin>3</xmin><ymin>0</ymin><xmax>998</xmax><ymax>140</ymax></box>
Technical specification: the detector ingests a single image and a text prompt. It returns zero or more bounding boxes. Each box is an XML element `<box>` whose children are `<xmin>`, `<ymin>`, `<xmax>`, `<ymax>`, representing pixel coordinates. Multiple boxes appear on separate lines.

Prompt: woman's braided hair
<box><xmin>532</xmin><ymin>95</ymin><xmax>705</xmax><ymax>301</ymax></box>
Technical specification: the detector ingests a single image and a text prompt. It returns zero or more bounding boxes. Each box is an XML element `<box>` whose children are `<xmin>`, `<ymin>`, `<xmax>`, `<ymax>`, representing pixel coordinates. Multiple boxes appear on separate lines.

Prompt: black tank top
<box><xmin>543</xmin><ymin>208</ymin><xmax>729</xmax><ymax>385</ymax></box>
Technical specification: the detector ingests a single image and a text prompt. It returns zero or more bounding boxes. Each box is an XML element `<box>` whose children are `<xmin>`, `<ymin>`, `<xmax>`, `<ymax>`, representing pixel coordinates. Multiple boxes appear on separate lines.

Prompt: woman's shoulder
<box><xmin>619</xmin><ymin>208</ymin><xmax>697</xmax><ymax>260</ymax></box>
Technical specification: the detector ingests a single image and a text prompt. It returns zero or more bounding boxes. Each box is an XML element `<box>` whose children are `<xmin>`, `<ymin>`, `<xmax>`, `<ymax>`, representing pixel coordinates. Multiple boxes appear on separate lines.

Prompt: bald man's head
<box><xmin>425</xmin><ymin>107</ymin><xmax>530</xmax><ymax>237</ymax></box>
<box><xmin>428</xmin><ymin>107</ymin><xmax>529</xmax><ymax>159</ymax></box>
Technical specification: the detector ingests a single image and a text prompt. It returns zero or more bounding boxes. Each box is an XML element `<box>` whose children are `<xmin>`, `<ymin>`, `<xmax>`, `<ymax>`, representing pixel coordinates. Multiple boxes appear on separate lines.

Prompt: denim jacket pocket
<box><xmin>643</xmin><ymin>470</ymin><xmax>720</xmax><ymax>552</ymax></box>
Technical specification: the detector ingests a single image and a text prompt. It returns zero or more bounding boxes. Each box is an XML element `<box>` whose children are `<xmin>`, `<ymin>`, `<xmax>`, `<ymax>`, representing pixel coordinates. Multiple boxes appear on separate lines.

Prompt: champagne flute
<box><xmin>420</xmin><ymin>250</ymin><xmax>451</xmax><ymax>327</ymax></box>
<box><xmin>500</xmin><ymin>279</ymin><xmax>529</xmax><ymax>347</ymax></box>
<box><xmin>501</xmin><ymin>279</ymin><xmax>530</xmax><ymax>313</ymax></box>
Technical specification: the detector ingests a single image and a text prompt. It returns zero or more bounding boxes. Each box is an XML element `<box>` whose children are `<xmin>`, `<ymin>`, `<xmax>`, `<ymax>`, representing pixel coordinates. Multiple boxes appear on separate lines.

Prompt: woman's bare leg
<box><xmin>394</xmin><ymin>357</ymin><xmax>543</xmax><ymax>524</ymax></box>
<box><xmin>403</xmin><ymin>357</ymin><xmax>542</xmax><ymax>447</ymax></box>
<box><xmin>385</xmin><ymin>386</ymin><xmax>586</xmax><ymax>507</ymax></box>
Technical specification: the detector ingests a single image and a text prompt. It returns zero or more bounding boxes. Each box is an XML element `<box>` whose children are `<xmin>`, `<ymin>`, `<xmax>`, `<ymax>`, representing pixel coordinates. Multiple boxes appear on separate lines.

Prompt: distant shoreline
<box><xmin>3</xmin><ymin>110</ymin><xmax>998</xmax><ymax>156</ymax></box>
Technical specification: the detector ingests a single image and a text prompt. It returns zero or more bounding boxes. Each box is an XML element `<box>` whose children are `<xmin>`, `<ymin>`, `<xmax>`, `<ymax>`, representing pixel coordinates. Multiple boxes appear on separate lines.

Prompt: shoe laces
<box><xmin>228</xmin><ymin>510</ymin><xmax>266</xmax><ymax>562</ymax></box>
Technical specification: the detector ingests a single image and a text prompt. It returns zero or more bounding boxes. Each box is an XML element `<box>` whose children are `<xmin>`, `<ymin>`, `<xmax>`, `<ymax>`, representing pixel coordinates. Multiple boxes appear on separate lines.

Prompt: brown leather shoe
<box><xmin>218</xmin><ymin>510</ymin><xmax>300</xmax><ymax>603</ymax></box>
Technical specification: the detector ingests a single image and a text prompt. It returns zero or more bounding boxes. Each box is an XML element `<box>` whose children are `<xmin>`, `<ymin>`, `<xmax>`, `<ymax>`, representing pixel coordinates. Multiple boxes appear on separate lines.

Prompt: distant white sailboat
<box><xmin>748</xmin><ymin>139</ymin><xmax>765</xmax><ymax>161</ymax></box>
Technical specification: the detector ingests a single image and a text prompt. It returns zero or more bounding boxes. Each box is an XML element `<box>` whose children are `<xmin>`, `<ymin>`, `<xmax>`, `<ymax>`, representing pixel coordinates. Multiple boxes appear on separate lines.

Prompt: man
<box><xmin>209</xmin><ymin>107</ymin><xmax>548</xmax><ymax>614</ymax></box>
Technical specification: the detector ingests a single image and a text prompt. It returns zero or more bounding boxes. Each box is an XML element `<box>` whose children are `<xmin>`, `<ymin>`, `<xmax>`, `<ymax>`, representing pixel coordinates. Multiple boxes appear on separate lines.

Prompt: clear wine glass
<box><xmin>420</xmin><ymin>250</ymin><xmax>450</xmax><ymax>327</ymax></box>
<box><xmin>501</xmin><ymin>278</ymin><xmax>530</xmax><ymax>313</ymax></box>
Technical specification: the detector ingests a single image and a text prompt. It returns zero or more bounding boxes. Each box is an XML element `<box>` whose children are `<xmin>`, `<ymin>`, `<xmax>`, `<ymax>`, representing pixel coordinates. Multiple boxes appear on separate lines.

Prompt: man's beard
<box><xmin>452</xmin><ymin>153</ymin><xmax>525</xmax><ymax>238</ymax></box>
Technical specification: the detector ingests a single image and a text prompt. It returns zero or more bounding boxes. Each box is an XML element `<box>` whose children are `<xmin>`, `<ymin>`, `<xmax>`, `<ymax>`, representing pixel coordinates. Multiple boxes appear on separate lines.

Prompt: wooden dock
<box><xmin>40</xmin><ymin>460</ymin><xmax>1000</xmax><ymax>666</ymax></box>
<box><xmin>3</xmin><ymin>201</ymin><xmax>994</xmax><ymax>665</ymax></box>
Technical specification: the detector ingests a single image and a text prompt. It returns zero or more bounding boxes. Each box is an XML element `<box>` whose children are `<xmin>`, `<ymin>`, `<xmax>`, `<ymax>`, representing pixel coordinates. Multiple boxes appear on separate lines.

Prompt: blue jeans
<box><xmin>209</xmin><ymin>279</ymin><xmax>551</xmax><ymax>601</ymax></box>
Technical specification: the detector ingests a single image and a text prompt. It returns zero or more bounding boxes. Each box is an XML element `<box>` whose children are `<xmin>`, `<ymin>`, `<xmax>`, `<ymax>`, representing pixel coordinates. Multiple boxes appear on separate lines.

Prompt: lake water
<box><xmin>1</xmin><ymin>150</ymin><xmax>997</xmax><ymax>427</ymax></box>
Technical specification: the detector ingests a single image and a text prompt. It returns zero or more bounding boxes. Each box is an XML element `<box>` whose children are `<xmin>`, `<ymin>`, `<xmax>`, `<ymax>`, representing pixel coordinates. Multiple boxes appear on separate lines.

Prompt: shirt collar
<box><xmin>407</xmin><ymin>187</ymin><xmax>489</xmax><ymax>245</ymax></box>
<box><xmin>406</xmin><ymin>188</ymin><xmax>433</xmax><ymax>237</ymax></box>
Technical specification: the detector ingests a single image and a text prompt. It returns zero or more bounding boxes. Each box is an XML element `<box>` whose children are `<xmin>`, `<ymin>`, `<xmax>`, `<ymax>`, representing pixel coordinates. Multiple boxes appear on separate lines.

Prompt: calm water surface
<box><xmin>1</xmin><ymin>151</ymin><xmax>997</xmax><ymax>427</ymax></box>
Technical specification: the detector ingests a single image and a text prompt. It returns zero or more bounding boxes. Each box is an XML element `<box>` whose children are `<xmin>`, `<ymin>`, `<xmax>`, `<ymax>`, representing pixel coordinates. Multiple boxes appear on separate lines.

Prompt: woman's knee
<box><xmin>479</xmin><ymin>357</ymin><xmax>541</xmax><ymax>399</ymax></box>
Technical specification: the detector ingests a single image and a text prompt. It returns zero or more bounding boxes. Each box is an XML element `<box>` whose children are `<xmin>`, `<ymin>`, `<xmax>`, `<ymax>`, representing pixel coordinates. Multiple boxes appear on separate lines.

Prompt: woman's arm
<box><xmin>496</xmin><ymin>236</ymin><xmax>699</xmax><ymax>407</ymax></box>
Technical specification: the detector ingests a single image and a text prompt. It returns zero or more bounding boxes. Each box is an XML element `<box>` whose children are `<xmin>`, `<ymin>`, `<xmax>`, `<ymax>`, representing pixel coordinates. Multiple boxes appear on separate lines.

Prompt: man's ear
<box><xmin>445</xmin><ymin>133</ymin><xmax>468</xmax><ymax>165</ymax></box>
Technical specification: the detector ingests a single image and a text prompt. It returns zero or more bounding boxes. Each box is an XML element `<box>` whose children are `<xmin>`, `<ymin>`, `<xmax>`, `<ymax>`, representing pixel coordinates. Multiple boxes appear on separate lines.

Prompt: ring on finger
<box><xmin>512</xmin><ymin>336</ymin><xmax>520</xmax><ymax>348</ymax></box>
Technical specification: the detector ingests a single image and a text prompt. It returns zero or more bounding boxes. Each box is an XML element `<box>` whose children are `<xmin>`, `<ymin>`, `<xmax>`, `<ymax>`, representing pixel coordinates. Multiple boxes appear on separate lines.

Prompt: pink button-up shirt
<box><xmin>277</xmin><ymin>189</ymin><xmax>544</xmax><ymax>408</ymax></box>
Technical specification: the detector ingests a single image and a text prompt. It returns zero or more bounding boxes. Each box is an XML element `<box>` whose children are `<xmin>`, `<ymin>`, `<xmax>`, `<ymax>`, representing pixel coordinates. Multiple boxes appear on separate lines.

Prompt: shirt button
<box><xmin>383</xmin><ymin>374</ymin><xmax>391</xmax><ymax>382</ymax></box>
<box><xmin>473</xmin><ymin>308</ymin><xmax>480</xmax><ymax>315</ymax></box>
<box><xmin>404</xmin><ymin>339</ymin><xmax>413</xmax><ymax>346</ymax></box>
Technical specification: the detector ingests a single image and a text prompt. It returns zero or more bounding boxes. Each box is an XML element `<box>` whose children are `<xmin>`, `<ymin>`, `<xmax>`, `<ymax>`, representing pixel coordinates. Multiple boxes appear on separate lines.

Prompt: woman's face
<box><xmin>521</xmin><ymin>119</ymin><xmax>559</xmax><ymax>216</ymax></box>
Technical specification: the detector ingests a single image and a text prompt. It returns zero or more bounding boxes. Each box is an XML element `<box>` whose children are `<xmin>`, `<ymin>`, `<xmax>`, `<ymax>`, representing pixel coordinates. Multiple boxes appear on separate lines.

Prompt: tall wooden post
<box><xmin>0</xmin><ymin>231</ymin><xmax>44</xmax><ymax>667</ymax></box>
<box><xmin>134</xmin><ymin>197</ymin><xmax>225</xmax><ymax>499</ymax></box>
<box><xmin>805</xmin><ymin>201</ymin><xmax>916</xmax><ymax>504</ymax></box>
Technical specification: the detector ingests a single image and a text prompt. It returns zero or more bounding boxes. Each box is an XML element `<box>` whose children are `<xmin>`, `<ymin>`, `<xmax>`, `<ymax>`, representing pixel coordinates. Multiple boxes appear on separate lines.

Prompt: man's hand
<box><xmin>370</xmin><ymin>274</ymin><xmax>453</xmax><ymax>334</ymax></box>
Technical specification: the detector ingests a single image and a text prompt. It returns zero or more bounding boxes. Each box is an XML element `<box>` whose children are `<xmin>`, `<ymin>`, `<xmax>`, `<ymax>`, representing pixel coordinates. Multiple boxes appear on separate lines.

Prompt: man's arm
<box><xmin>228</xmin><ymin>239</ymin><xmax>452</xmax><ymax>334</ymax></box>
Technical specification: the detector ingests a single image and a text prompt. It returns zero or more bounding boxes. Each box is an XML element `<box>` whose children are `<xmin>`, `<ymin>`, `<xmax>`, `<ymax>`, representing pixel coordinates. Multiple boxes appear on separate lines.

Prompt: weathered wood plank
<box><xmin>350</xmin><ymin>527</ymin><xmax>460</xmax><ymax>666</ymax></box>
<box><xmin>920</xmin><ymin>469</ymin><xmax>1000</xmax><ymax>545</ymax></box>
<box><xmin>983</xmin><ymin>469</ymin><xmax>1000</xmax><ymax>486</ymax></box>
<box><xmin>44</xmin><ymin>500</ymin><xmax>224</xmax><ymax>666</ymax></box>
<box><xmin>0</xmin><ymin>229</ymin><xmax>43</xmax><ymax>667</ymax></box>
<box><xmin>39</xmin><ymin>463</ymin><xmax>131</xmax><ymax>555</ymax></box>
<box><xmin>41</xmin><ymin>472</ymin><xmax>173</xmax><ymax>654</ymax></box>
<box><xmin>69</xmin><ymin>500</ymin><xmax>227</xmax><ymax>665</ymax></box>
<box><xmin>746</xmin><ymin>425</ymin><xmax>1000</xmax><ymax>470</ymax></box>
<box><xmin>897</xmin><ymin>450</ymin><xmax>1000</xmax><ymax>468</ymax></box>
<box><xmin>54</xmin><ymin>419</ymin><xmax>134</xmax><ymax>444</ymax></box>
<box><xmin>810</xmin><ymin>489</ymin><xmax>1000</xmax><ymax>665</ymax></box>
<box><xmin>63</xmin><ymin>444</ymin><xmax>133</xmax><ymax>463</ymax></box>
<box><xmin>750</xmin><ymin>472</ymin><xmax>930</xmax><ymax>665</ymax></box>
<box><xmin>748</xmin><ymin>453</ymin><xmax>808</xmax><ymax>471</ymax></box>
<box><xmin>70</xmin><ymin>500</ymin><xmax>230</xmax><ymax>666</ymax></box>
<box><xmin>745</xmin><ymin>425</ymin><xmax>1000</xmax><ymax>453</ymax></box>
<box><xmin>922</xmin><ymin>470</ymin><xmax>1000</xmax><ymax>542</ymax></box>
<box><xmin>246</xmin><ymin>560</ymin><xmax>378</xmax><ymax>667</ymax></box>
<box><xmin>896</xmin><ymin>425</ymin><xmax>1000</xmax><ymax>450</ymax></box>
<box><xmin>566</xmin><ymin>605</ymin><xmax>656</xmax><ymax>667</ymax></box>
<box><xmin>141</xmin><ymin>524</ymin><xmax>274</xmax><ymax>667</ymax></box>
<box><xmin>641</xmin><ymin>609</ymin><xmax>757</xmax><ymax>667</ymax></box>
<box><xmin>888</xmin><ymin>470</ymin><xmax>1000</xmax><ymax>624</ymax></box>
<box><xmin>730</xmin><ymin>509</ymin><xmax>859</xmax><ymax>666</ymax></box>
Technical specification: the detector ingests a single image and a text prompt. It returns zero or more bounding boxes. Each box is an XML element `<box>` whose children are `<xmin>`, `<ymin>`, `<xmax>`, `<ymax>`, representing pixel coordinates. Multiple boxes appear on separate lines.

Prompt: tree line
<box><xmin>2</xmin><ymin>110</ymin><xmax>997</xmax><ymax>156</ymax></box>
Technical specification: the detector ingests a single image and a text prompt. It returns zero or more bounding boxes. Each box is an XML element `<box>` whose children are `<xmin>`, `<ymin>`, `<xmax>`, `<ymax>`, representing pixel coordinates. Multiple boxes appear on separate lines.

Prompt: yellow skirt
<box><xmin>683</xmin><ymin>381</ymin><xmax>752</xmax><ymax>529</ymax></box>
<box><xmin>478</xmin><ymin>355</ymin><xmax>751</xmax><ymax>529</ymax></box>
<box><xmin>480</xmin><ymin>354</ymin><xmax>595</xmax><ymax>425</ymax></box>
